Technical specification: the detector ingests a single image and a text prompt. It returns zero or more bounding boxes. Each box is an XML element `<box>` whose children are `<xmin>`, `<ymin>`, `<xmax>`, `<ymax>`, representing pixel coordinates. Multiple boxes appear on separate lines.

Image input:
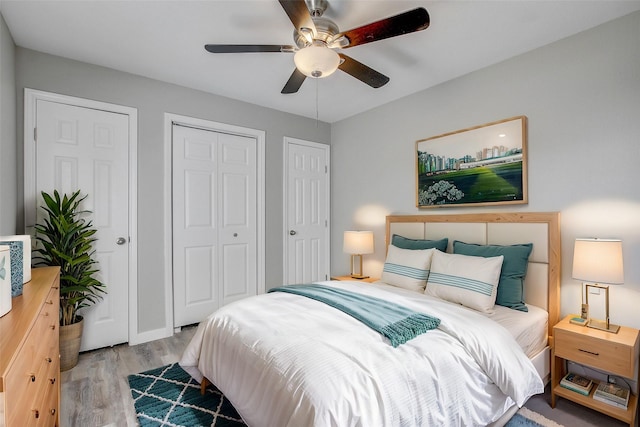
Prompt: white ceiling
<box><xmin>2</xmin><ymin>1</ymin><xmax>639</xmax><ymax>123</ymax></box>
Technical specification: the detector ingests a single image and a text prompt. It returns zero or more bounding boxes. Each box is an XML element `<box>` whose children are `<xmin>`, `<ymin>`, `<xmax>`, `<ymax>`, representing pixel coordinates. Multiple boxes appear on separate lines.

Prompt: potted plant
<box><xmin>33</xmin><ymin>190</ymin><xmax>106</xmax><ymax>371</ymax></box>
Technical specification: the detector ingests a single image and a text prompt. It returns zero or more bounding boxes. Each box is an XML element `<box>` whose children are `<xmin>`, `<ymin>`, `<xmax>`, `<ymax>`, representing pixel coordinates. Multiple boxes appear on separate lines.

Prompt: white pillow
<box><xmin>425</xmin><ymin>250</ymin><xmax>503</xmax><ymax>313</ymax></box>
<box><xmin>380</xmin><ymin>245</ymin><xmax>435</xmax><ymax>292</ymax></box>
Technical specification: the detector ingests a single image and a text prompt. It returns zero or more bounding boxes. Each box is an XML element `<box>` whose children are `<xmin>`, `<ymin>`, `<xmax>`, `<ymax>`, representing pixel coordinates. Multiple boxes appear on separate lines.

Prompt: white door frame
<box><xmin>282</xmin><ymin>136</ymin><xmax>331</xmax><ymax>283</ymax></box>
<box><xmin>164</xmin><ymin>113</ymin><xmax>266</xmax><ymax>331</ymax></box>
<box><xmin>23</xmin><ymin>88</ymin><xmax>140</xmax><ymax>344</ymax></box>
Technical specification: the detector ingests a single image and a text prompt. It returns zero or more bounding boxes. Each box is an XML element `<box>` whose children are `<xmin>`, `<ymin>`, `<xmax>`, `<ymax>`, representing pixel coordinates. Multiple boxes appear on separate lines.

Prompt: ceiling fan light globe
<box><xmin>294</xmin><ymin>44</ymin><xmax>340</xmax><ymax>78</ymax></box>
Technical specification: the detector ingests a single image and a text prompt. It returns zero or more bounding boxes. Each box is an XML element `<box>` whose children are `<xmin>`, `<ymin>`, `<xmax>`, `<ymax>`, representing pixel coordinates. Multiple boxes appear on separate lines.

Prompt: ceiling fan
<box><xmin>205</xmin><ymin>0</ymin><xmax>430</xmax><ymax>94</ymax></box>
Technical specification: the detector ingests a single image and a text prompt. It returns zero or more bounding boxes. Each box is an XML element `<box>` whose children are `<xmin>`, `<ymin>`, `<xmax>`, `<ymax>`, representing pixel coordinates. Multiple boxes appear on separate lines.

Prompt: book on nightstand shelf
<box><xmin>593</xmin><ymin>382</ymin><xmax>630</xmax><ymax>409</ymax></box>
<box><xmin>560</xmin><ymin>372</ymin><xmax>593</xmax><ymax>396</ymax></box>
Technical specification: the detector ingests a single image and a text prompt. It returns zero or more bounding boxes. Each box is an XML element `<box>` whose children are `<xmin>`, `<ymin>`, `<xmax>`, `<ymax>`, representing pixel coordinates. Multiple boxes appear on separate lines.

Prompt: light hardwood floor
<box><xmin>60</xmin><ymin>325</ymin><xmax>197</xmax><ymax>427</ymax></box>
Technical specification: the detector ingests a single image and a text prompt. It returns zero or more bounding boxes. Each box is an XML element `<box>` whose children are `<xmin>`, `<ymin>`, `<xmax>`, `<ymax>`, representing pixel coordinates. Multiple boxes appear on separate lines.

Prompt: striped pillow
<box><xmin>425</xmin><ymin>250</ymin><xmax>503</xmax><ymax>313</ymax></box>
<box><xmin>381</xmin><ymin>245</ymin><xmax>435</xmax><ymax>292</ymax></box>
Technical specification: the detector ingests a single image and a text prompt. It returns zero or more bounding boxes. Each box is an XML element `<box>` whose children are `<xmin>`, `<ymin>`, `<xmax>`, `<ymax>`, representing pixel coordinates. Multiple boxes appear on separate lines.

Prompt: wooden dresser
<box><xmin>0</xmin><ymin>267</ymin><xmax>60</xmax><ymax>426</ymax></box>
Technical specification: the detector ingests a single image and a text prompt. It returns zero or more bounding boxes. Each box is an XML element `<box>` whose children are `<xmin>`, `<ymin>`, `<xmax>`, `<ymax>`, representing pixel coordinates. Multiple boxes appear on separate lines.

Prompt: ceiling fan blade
<box><xmin>205</xmin><ymin>44</ymin><xmax>295</xmax><ymax>53</ymax></box>
<box><xmin>336</xmin><ymin>7</ymin><xmax>429</xmax><ymax>48</ymax></box>
<box><xmin>281</xmin><ymin>68</ymin><xmax>307</xmax><ymax>94</ymax></box>
<box><xmin>279</xmin><ymin>0</ymin><xmax>316</xmax><ymax>35</ymax></box>
<box><xmin>338</xmin><ymin>54</ymin><xmax>389</xmax><ymax>88</ymax></box>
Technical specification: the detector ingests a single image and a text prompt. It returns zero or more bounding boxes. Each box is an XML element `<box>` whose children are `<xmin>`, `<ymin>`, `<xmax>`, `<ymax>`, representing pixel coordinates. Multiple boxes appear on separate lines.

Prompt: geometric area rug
<box><xmin>505</xmin><ymin>407</ymin><xmax>565</xmax><ymax>427</ymax></box>
<box><xmin>127</xmin><ymin>363</ymin><xmax>245</xmax><ymax>426</ymax></box>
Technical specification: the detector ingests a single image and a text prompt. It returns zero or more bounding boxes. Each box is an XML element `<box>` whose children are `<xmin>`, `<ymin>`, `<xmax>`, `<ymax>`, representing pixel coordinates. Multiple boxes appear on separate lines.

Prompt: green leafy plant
<box><xmin>33</xmin><ymin>190</ymin><xmax>106</xmax><ymax>326</ymax></box>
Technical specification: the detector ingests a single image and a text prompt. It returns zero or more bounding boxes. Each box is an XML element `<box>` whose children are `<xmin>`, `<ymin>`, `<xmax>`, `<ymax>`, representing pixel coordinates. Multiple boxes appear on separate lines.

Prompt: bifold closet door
<box><xmin>172</xmin><ymin>124</ymin><xmax>257</xmax><ymax>327</ymax></box>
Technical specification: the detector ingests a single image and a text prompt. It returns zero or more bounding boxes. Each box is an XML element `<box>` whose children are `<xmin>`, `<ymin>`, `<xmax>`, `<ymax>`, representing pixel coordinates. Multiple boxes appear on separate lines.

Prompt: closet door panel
<box><xmin>173</xmin><ymin>126</ymin><xmax>257</xmax><ymax>327</ymax></box>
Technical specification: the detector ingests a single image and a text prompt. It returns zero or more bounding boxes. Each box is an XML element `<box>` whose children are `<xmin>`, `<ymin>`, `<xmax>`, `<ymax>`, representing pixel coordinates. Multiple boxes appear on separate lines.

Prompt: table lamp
<box><xmin>343</xmin><ymin>231</ymin><xmax>374</xmax><ymax>279</ymax></box>
<box><xmin>572</xmin><ymin>238</ymin><xmax>624</xmax><ymax>333</ymax></box>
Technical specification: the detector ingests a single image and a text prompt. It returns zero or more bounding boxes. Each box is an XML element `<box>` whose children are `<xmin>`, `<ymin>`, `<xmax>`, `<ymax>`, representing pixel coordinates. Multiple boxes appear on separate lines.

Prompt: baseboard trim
<box><xmin>129</xmin><ymin>326</ymin><xmax>172</xmax><ymax>346</ymax></box>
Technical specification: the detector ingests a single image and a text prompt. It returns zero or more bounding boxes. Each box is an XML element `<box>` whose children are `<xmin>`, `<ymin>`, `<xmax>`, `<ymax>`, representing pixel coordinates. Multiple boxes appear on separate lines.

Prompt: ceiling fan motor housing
<box><xmin>294</xmin><ymin>16</ymin><xmax>339</xmax><ymax>48</ymax></box>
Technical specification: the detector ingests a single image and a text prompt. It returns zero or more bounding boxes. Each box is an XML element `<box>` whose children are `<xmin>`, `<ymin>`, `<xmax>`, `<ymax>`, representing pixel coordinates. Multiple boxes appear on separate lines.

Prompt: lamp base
<box><xmin>349</xmin><ymin>274</ymin><xmax>370</xmax><ymax>280</ymax></box>
<box><xmin>587</xmin><ymin>319</ymin><xmax>620</xmax><ymax>334</ymax></box>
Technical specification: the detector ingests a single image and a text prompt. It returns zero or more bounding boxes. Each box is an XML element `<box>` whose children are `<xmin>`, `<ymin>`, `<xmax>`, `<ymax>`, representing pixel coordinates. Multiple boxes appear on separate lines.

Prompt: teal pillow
<box><xmin>452</xmin><ymin>241</ymin><xmax>533</xmax><ymax>312</ymax></box>
<box><xmin>392</xmin><ymin>235</ymin><xmax>448</xmax><ymax>252</ymax></box>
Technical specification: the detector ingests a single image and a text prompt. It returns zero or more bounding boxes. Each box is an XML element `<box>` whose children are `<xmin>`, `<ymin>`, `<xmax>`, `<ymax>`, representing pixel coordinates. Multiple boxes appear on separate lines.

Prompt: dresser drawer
<box><xmin>0</xmin><ymin>268</ymin><xmax>60</xmax><ymax>427</ymax></box>
<box><xmin>4</xmin><ymin>287</ymin><xmax>60</xmax><ymax>426</ymax></box>
<box><xmin>4</xmin><ymin>342</ymin><xmax>42</xmax><ymax>425</ymax></box>
<box><xmin>4</xmin><ymin>350</ymin><xmax>55</xmax><ymax>426</ymax></box>
<box><xmin>555</xmin><ymin>328</ymin><xmax>634</xmax><ymax>377</ymax></box>
<box><xmin>31</xmin><ymin>288</ymin><xmax>58</xmax><ymax>342</ymax></box>
<box><xmin>40</xmin><ymin>287</ymin><xmax>58</xmax><ymax>319</ymax></box>
<box><xmin>35</xmin><ymin>358</ymin><xmax>59</xmax><ymax>427</ymax></box>
<box><xmin>29</xmin><ymin>315</ymin><xmax>58</xmax><ymax>356</ymax></box>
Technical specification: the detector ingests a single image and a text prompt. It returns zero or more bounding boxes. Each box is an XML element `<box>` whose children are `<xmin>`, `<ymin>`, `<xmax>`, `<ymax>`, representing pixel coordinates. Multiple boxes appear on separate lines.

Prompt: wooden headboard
<box><xmin>385</xmin><ymin>212</ymin><xmax>561</xmax><ymax>338</ymax></box>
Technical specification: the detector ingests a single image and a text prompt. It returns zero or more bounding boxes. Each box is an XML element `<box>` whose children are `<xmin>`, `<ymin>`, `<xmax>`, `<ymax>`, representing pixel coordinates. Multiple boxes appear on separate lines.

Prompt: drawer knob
<box><xmin>45</xmin><ymin>300</ymin><xmax>53</xmax><ymax>305</ymax></box>
<box><xmin>578</xmin><ymin>348</ymin><xmax>600</xmax><ymax>356</ymax></box>
<box><xmin>49</xmin><ymin>377</ymin><xmax>56</xmax><ymax>384</ymax></box>
<box><xmin>50</xmin><ymin>409</ymin><xmax>56</xmax><ymax>416</ymax></box>
<box><xmin>46</xmin><ymin>357</ymin><xmax>52</xmax><ymax>363</ymax></box>
<box><xmin>30</xmin><ymin>374</ymin><xmax>36</xmax><ymax>382</ymax></box>
<box><xmin>50</xmin><ymin>324</ymin><xmax>56</xmax><ymax>330</ymax></box>
<box><xmin>34</xmin><ymin>409</ymin><xmax>40</xmax><ymax>418</ymax></box>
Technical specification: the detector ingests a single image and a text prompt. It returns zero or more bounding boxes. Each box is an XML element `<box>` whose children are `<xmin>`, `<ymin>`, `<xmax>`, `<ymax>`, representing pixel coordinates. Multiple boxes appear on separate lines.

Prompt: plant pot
<box><xmin>60</xmin><ymin>316</ymin><xmax>83</xmax><ymax>371</ymax></box>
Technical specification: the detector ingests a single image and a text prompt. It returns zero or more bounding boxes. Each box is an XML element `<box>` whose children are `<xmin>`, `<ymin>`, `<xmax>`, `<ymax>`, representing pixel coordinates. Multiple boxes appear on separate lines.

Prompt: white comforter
<box><xmin>180</xmin><ymin>280</ymin><xmax>543</xmax><ymax>426</ymax></box>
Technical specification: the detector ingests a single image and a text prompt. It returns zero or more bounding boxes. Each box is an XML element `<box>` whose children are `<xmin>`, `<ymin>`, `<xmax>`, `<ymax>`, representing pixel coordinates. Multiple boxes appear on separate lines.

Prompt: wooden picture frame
<box><xmin>416</xmin><ymin>116</ymin><xmax>528</xmax><ymax>208</ymax></box>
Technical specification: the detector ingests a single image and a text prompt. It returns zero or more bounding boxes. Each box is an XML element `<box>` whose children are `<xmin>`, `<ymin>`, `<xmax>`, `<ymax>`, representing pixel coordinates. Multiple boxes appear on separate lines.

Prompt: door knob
<box><xmin>289</xmin><ymin>230</ymin><xmax>297</xmax><ymax>236</ymax></box>
<box><xmin>116</xmin><ymin>237</ymin><xmax>127</xmax><ymax>245</ymax></box>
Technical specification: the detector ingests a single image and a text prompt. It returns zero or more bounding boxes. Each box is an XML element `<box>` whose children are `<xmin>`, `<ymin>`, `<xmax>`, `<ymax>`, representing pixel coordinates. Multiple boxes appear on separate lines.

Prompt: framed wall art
<box><xmin>416</xmin><ymin>116</ymin><xmax>528</xmax><ymax>208</ymax></box>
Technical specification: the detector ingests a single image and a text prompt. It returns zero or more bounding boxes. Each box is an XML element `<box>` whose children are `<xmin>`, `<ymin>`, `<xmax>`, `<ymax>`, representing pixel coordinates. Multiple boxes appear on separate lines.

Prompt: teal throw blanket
<box><xmin>268</xmin><ymin>284</ymin><xmax>440</xmax><ymax>347</ymax></box>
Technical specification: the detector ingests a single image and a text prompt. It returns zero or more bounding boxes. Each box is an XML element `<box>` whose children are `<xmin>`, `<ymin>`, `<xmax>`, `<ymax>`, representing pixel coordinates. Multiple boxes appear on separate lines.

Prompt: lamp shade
<box><xmin>572</xmin><ymin>238</ymin><xmax>624</xmax><ymax>284</ymax></box>
<box><xmin>343</xmin><ymin>231</ymin><xmax>374</xmax><ymax>255</ymax></box>
<box><xmin>294</xmin><ymin>44</ymin><xmax>340</xmax><ymax>78</ymax></box>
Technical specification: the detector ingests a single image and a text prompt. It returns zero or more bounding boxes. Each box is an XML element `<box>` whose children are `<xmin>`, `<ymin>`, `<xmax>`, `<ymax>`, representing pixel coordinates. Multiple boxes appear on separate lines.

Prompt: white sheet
<box><xmin>180</xmin><ymin>280</ymin><xmax>543</xmax><ymax>426</ymax></box>
<box><xmin>487</xmin><ymin>303</ymin><xmax>548</xmax><ymax>358</ymax></box>
<box><xmin>373</xmin><ymin>280</ymin><xmax>550</xmax><ymax>358</ymax></box>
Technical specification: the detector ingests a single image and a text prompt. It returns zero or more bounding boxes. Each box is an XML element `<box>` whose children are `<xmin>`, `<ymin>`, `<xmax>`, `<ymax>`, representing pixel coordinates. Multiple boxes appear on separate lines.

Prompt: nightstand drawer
<box><xmin>554</xmin><ymin>328</ymin><xmax>634</xmax><ymax>377</ymax></box>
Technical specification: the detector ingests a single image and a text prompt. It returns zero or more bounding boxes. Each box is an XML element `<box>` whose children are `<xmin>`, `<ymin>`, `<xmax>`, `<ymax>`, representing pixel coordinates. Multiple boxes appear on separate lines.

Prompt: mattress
<box><xmin>180</xmin><ymin>279</ymin><xmax>544</xmax><ymax>426</ymax></box>
<box><xmin>487</xmin><ymin>303</ymin><xmax>548</xmax><ymax>358</ymax></box>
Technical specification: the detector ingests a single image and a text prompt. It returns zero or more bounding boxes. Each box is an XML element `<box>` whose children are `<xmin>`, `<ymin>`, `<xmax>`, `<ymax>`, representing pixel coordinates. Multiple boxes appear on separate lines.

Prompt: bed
<box><xmin>180</xmin><ymin>212</ymin><xmax>561</xmax><ymax>426</ymax></box>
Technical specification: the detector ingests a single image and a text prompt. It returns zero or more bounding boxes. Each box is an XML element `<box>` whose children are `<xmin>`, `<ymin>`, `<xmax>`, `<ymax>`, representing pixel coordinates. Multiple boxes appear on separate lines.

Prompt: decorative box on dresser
<box><xmin>551</xmin><ymin>314</ymin><xmax>640</xmax><ymax>426</ymax></box>
<box><xmin>0</xmin><ymin>267</ymin><xmax>61</xmax><ymax>427</ymax></box>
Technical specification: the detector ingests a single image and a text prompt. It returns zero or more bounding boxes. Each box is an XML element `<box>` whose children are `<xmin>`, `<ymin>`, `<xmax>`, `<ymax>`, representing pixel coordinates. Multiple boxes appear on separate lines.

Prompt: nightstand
<box><xmin>330</xmin><ymin>275</ymin><xmax>379</xmax><ymax>283</ymax></box>
<box><xmin>551</xmin><ymin>314</ymin><xmax>640</xmax><ymax>426</ymax></box>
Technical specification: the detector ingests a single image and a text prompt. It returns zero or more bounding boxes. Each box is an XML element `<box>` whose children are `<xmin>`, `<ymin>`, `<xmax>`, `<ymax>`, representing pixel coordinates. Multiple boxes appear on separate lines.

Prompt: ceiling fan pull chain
<box><xmin>315</xmin><ymin>77</ymin><xmax>319</xmax><ymax>127</ymax></box>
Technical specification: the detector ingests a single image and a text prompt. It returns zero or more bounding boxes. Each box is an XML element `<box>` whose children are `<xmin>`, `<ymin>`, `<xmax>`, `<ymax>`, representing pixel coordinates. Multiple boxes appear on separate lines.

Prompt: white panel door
<box><xmin>218</xmin><ymin>133</ymin><xmax>257</xmax><ymax>306</ymax></box>
<box><xmin>285</xmin><ymin>139</ymin><xmax>330</xmax><ymax>284</ymax></box>
<box><xmin>172</xmin><ymin>125</ymin><xmax>257</xmax><ymax>327</ymax></box>
<box><xmin>35</xmin><ymin>99</ymin><xmax>130</xmax><ymax>351</ymax></box>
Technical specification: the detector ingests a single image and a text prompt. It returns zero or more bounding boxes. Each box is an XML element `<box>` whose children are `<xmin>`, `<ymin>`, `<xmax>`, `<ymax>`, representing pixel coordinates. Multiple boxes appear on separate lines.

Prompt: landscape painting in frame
<box><xmin>416</xmin><ymin>116</ymin><xmax>528</xmax><ymax>208</ymax></box>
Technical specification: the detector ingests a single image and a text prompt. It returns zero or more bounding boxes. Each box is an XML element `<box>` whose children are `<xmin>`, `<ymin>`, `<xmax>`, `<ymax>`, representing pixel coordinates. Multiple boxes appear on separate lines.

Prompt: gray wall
<box><xmin>4</xmin><ymin>10</ymin><xmax>640</xmax><ymax>335</ymax></box>
<box><xmin>331</xmin><ymin>12</ymin><xmax>640</xmax><ymax>328</ymax></box>
<box><xmin>0</xmin><ymin>13</ymin><xmax>16</xmax><ymax>235</ymax></box>
<box><xmin>10</xmin><ymin>47</ymin><xmax>330</xmax><ymax>335</ymax></box>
